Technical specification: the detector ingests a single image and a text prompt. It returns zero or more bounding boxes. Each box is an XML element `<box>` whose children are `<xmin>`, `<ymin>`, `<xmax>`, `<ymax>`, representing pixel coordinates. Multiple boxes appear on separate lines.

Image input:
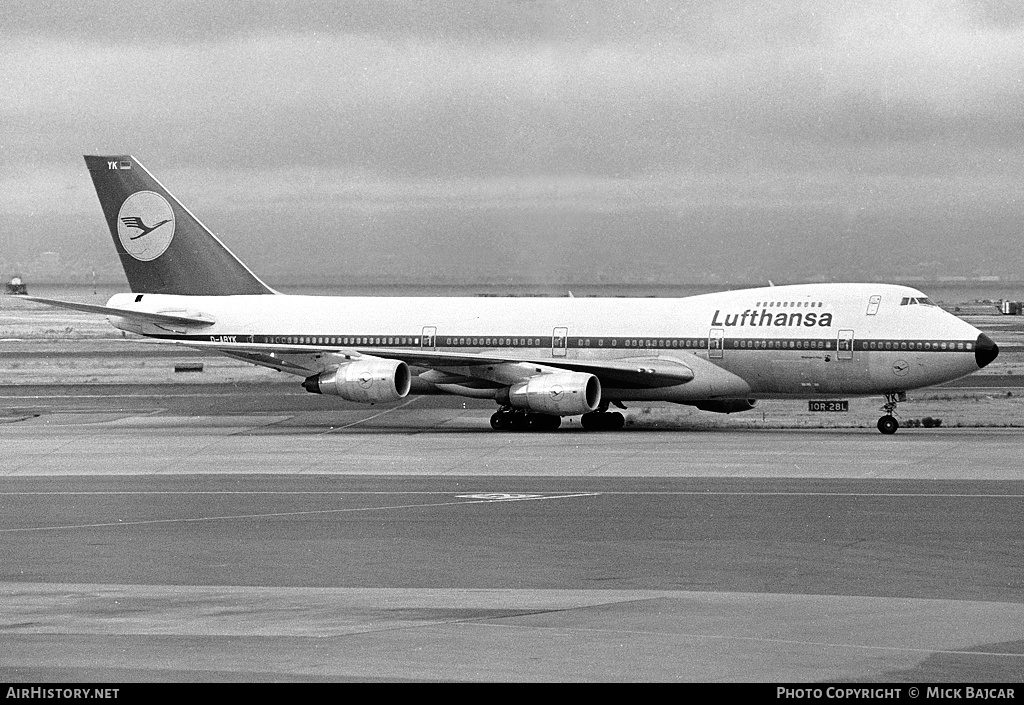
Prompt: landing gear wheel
<box><xmin>490</xmin><ymin>409</ymin><xmax>563</xmax><ymax>432</ymax></box>
<box><xmin>534</xmin><ymin>414</ymin><xmax>561</xmax><ymax>431</ymax></box>
<box><xmin>877</xmin><ymin>392</ymin><xmax>905</xmax><ymax>435</ymax></box>
<box><xmin>508</xmin><ymin>413</ymin><xmax>533</xmax><ymax>432</ymax></box>
<box><xmin>877</xmin><ymin>415</ymin><xmax>899</xmax><ymax>435</ymax></box>
<box><xmin>580</xmin><ymin>411</ymin><xmax>625</xmax><ymax>431</ymax></box>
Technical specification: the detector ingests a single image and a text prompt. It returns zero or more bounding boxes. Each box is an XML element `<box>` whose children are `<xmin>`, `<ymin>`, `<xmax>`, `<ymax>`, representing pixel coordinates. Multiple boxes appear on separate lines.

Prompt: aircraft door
<box><xmin>421</xmin><ymin>326</ymin><xmax>437</xmax><ymax>351</ymax></box>
<box><xmin>837</xmin><ymin>329</ymin><xmax>854</xmax><ymax>360</ymax></box>
<box><xmin>709</xmin><ymin>328</ymin><xmax>724</xmax><ymax>359</ymax></box>
<box><xmin>552</xmin><ymin>327</ymin><xmax>568</xmax><ymax>357</ymax></box>
<box><xmin>866</xmin><ymin>295</ymin><xmax>881</xmax><ymax>315</ymax></box>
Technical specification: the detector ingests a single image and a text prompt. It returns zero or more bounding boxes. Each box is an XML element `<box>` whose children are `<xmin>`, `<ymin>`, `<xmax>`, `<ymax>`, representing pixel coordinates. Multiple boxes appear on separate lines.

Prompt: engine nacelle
<box><xmin>689</xmin><ymin>398</ymin><xmax>758</xmax><ymax>414</ymax></box>
<box><xmin>497</xmin><ymin>372</ymin><xmax>601</xmax><ymax>416</ymax></box>
<box><xmin>303</xmin><ymin>359</ymin><xmax>411</xmax><ymax>403</ymax></box>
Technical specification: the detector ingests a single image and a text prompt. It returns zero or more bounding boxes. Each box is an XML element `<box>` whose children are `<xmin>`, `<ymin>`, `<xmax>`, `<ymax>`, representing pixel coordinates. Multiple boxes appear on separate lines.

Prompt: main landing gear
<box><xmin>490</xmin><ymin>408</ymin><xmax>561</xmax><ymax>432</ymax></box>
<box><xmin>580</xmin><ymin>409</ymin><xmax>625</xmax><ymax>431</ymax></box>
<box><xmin>580</xmin><ymin>401</ymin><xmax>627</xmax><ymax>431</ymax></box>
<box><xmin>877</xmin><ymin>392</ymin><xmax>906</xmax><ymax>435</ymax></box>
<box><xmin>489</xmin><ymin>404</ymin><xmax>627</xmax><ymax>432</ymax></box>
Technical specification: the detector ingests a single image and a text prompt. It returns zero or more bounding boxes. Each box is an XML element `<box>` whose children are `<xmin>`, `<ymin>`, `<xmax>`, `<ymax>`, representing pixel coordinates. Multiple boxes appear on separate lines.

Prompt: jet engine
<box><xmin>496</xmin><ymin>372</ymin><xmax>601</xmax><ymax>416</ymax></box>
<box><xmin>302</xmin><ymin>359</ymin><xmax>411</xmax><ymax>403</ymax></box>
<box><xmin>689</xmin><ymin>398</ymin><xmax>758</xmax><ymax>414</ymax></box>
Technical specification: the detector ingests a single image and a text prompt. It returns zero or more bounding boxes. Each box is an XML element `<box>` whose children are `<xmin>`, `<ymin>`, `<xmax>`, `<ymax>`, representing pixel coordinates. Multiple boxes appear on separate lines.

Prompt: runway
<box><xmin>1</xmin><ymin>384</ymin><xmax>1022</xmax><ymax>682</ymax></box>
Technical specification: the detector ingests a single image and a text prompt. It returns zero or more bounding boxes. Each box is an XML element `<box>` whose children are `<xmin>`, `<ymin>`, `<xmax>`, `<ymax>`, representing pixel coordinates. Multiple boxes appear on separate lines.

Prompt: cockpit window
<box><xmin>900</xmin><ymin>296</ymin><xmax>936</xmax><ymax>307</ymax></box>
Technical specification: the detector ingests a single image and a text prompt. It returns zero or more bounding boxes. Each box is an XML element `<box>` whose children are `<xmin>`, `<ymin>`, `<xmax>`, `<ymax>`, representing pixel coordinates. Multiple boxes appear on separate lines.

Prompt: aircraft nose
<box><xmin>975</xmin><ymin>333</ymin><xmax>998</xmax><ymax>369</ymax></box>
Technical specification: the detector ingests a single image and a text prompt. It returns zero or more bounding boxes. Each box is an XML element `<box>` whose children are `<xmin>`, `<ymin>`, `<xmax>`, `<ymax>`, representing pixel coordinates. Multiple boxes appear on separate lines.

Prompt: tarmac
<box><xmin>0</xmin><ymin>384</ymin><xmax>1022</xmax><ymax>682</ymax></box>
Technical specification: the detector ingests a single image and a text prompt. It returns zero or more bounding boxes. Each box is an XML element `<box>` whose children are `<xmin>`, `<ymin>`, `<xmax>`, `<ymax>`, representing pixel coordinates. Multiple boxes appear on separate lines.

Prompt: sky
<box><xmin>2</xmin><ymin>0</ymin><xmax>1023</xmax><ymax>287</ymax></box>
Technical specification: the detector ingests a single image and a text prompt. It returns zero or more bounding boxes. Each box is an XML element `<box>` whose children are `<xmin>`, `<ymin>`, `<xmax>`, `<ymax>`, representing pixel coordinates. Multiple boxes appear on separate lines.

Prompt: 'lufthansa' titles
<box><xmin>711</xmin><ymin>309</ymin><xmax>833</xmax><ymax>327</ymax></box>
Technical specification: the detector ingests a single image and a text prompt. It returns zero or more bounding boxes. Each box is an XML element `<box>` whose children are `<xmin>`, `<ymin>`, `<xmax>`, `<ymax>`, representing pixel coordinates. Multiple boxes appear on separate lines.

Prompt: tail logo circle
<box><xmin>117</xmin><ymin>191</ymin><xmax>175</xmax><ymax>261</ymax></box>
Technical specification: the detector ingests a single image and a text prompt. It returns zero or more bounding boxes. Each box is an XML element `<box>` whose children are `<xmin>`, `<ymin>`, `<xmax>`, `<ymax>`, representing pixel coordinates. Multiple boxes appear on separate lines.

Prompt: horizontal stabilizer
<box><xmin>20</xmin><ymin>296</ymin><xmax>215</xmax><ymax>327</ymax></box>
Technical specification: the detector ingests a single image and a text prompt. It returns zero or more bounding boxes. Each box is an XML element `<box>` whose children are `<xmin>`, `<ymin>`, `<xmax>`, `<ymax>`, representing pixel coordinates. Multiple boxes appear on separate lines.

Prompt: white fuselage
<box><xmin>105</xmin><ymin>282</ymin><xmax>990</xmax><ymax>403</ymax></box>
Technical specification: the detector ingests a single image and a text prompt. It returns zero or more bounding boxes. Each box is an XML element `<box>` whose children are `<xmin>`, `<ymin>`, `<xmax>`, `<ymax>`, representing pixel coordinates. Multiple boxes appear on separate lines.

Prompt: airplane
<box><xmin>23</xmin><ymin>155</ymin><xmax>999</xmax><ymax>434</ymax></box>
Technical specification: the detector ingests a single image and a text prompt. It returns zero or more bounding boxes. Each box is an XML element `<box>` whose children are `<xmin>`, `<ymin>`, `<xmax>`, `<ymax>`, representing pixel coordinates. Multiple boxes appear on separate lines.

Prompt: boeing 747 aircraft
<box><xmin>25</xmin><ymin>155</ymin><xmax>998</xmax><ymax>433</ymax></box>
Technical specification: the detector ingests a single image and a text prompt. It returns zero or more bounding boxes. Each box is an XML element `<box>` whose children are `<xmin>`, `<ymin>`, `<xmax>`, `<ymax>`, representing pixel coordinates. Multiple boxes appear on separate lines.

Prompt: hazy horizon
<box><xmin>3</xmin><ymin>1</ymin><xmax>1023</xmax><ymax>286</ymax></box>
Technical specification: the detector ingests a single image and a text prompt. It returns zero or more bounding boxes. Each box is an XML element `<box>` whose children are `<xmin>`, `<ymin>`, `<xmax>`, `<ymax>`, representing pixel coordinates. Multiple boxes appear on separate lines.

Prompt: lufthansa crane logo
<box><xmin>549</xmin><ymin>385</ymin><xmax>564</xmax><ymax>400</ymax></box>
<box><xmin>116</xmin><ymin>191</ymin><xmax>175</xmax><ymax>261</ymax></box>
<box><xmin>120</xmin><ymin>216</ymin><xmax>170</xmax><ymax>240</ymax></box>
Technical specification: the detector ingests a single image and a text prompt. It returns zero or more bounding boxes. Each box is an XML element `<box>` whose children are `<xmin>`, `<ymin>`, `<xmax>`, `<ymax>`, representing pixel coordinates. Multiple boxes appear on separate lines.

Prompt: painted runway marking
<box><xmin>315</xmin><ymin>396</ymin><xmax>424</xmax><ymax>433</ymax></box>
<box><xmin>1</xmin><ymin>490</ymin><xmax>1021</xmax><ymax>498</ymax></box>
<box><xmin>0</xmin><ymin>493</ymin><xmax>599</xmax><ymax>534</ymax></box>
<box><xmin>456</xmin><ymin>493</ymin><xmax>545</xmax><ymax>500</ymax></box>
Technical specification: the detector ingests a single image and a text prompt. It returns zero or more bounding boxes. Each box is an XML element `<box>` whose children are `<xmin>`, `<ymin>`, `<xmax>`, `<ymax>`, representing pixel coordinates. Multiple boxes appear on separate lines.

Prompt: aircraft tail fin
<box><xmin>84</xmin><ymin>155</ymin><xmax>275</xmax><ymax>295</ymax></box>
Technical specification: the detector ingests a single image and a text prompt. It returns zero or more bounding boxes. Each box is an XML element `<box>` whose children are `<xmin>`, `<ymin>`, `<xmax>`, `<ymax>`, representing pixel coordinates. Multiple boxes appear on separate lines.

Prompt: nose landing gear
<box><xmin>877</xmin><ymin>392</ymin><xmax>906</xmax><ymax>435</ymax></box>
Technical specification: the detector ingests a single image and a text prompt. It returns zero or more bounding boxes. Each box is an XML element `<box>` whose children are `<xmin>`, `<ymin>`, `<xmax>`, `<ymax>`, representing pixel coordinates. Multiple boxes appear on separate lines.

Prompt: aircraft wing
<box><xmin>20</xmin><ymin>296</ymin><xmax>216</xmax><ymax>328</ymax></box>
<box><xmin>371</xmin><ymin>346</ymin><xmax>695</xmax><ymax>388</ymax></box>
<box><xmin>507</xmin><ymin>355</ymin><xmax>693</xmax><ymax>388</ymax></box>
<box><xmin>155</xmin><ymin>339</ymin><xmax>694</xmax><ymax>389</ymax></box>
